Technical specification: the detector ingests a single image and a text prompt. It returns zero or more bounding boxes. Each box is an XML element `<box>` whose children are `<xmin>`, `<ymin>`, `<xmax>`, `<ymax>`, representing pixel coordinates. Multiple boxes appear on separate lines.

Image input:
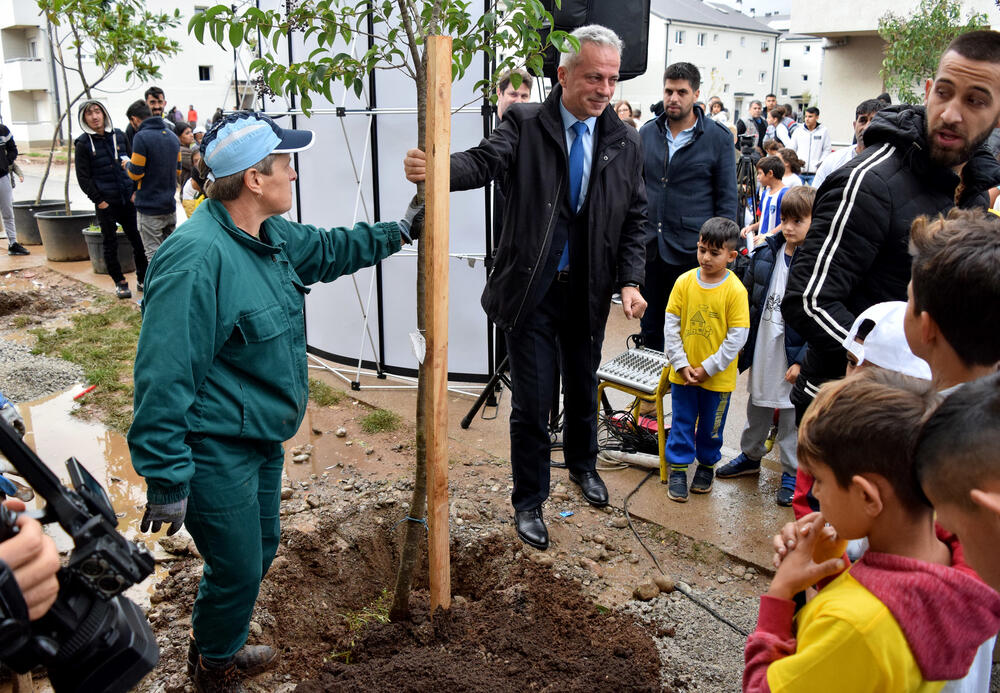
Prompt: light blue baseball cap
<box><xmin>201</xmin><ymin>111</ymin><xmax>314</xmax><ymax>179</ymax></box>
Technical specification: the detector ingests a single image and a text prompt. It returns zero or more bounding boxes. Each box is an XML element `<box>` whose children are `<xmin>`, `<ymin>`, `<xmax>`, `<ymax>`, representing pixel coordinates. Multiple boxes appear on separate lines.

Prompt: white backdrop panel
<box><xmin>289</xmin><ymin>4</ymin><xmax>493</xmax><ymax>379</ymax></box>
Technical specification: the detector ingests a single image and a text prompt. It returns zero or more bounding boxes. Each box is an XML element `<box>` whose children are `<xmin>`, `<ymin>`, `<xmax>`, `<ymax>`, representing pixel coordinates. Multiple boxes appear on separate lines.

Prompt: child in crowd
<box><xmin>777</xmin><ymin>148</ymin><xmax>804</xmax><ymax>187</ymax></box>
<box><xmin>718</xmin><ymin>187</ymin><xmax>814</xmax><ymax>506</ymax></box>
<box><xmin>762</xmin><ymin>140</ymin><xmax>782</xmax><ymax>156</ymax></box>
<box><xmin>904</xmin><ymin>209</ymin><xmax>1000</xmax><ymax>393</ymax></box>
<box><xmin>663</xmin><ymin>218</ymin><xmax>750</xmax><ymax>502</ymax></box>
<box><xmin>917</xmin><ymin>372</ymin><xmax>1000</xmax><ymax>592</ymax></box>
<box><xmin>741</xmin><ymin>157</ymin><xmax>786</xmax><ymax>247</ymax></box>
<box><xmin>744</xmin><ymin>368</ymin><xmax>1000</xmax><ymax>692</ymax></box>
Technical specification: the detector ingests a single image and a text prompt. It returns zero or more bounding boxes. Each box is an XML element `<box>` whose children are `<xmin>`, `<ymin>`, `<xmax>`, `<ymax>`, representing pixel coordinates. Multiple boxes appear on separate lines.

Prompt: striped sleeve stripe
<box><xmin>801</xmin><ymin>143</ymin><xmax>896</xmax><ymax>344</ymax></box>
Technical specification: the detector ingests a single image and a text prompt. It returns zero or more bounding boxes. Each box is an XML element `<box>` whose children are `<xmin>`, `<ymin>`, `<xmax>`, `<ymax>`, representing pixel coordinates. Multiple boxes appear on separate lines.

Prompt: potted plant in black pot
<box><xmin>31</xmin><ymin>0</ymin><xmax>180</xmax><ymax>261</ymax></box>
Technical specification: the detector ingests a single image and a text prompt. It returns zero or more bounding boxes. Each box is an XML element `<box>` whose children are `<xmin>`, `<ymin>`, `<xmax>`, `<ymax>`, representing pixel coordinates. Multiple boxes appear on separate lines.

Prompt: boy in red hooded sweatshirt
<box><xmin>743</xmin><ymin>368</ymin><xmax>1000</xmax><ymax>692</ymax></box>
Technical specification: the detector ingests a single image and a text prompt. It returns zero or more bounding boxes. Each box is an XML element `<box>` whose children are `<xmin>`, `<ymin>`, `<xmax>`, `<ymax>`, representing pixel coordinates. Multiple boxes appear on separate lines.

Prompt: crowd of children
<box><xmin>655</xmin><ymin>126</ymin><xmax>1000</xmax><ymax>689</ymax></box>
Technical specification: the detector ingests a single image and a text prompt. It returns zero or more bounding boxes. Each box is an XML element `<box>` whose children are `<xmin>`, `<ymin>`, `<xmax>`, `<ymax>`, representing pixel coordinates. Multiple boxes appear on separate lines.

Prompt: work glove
<box><xmin>398</xmin><ymin>195</ymin><xmax>425</xmax><ymax>244</ymax></box>
<box><xmin>140</xmin><ymin>498</ymin><xmax>187</xmax><ymax>536</ymax></box>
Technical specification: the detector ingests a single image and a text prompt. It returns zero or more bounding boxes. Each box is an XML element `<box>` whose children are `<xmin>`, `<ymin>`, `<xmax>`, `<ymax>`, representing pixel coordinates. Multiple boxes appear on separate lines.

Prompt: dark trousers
<box><xmin>185</xmin><ymin>435</ymin><xmax>283</xmax><ymax>660</ymax></box>
<box><xmin>96</xmin><ymin>201</ymin><xmax>147</xmax><ymax>285</ymax></box>
<box><xmin>505</xmin><ymin>279</ymin><xmax>603</xmax><ymax>511</ymax></box>
<box><xmin>639</xmin><ymin>250</ymin><xmax>697</xmax><ymax>351</ymax></box>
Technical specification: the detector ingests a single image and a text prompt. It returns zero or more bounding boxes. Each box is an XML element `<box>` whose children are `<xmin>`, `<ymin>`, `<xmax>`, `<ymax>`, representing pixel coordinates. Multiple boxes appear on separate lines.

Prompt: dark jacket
<box><xmin>640</xmin><ymin>107</ymin><xmax>738</xmax><ymax>266</ymax></box>
<box><xmin>738</xmin><ymin>231</ymin><xmax>807</xmax><ymax>372</ymax></box>
<box><xmin>0</xmin><ymin>124</ymin><xmax>17</xmax><ymax>177</ymax></box>
<box><xmin>126</xmin><ymin>117</ymin><xmax>181</xmax><ymax>216</ymax></box>
<box><xmin>74</xmin><ymin>100</ymin><xmax>133</xmax><ymax>207</ymax></box>
<box><xmin>450</xmin><ymin>84</ymin><xmax>647</xmax><ymax>335</ymax></box>
<box><xmin>783</xmin><ymin>105</ymin><xmax>1000</xmax><ymax>388</ymax></box>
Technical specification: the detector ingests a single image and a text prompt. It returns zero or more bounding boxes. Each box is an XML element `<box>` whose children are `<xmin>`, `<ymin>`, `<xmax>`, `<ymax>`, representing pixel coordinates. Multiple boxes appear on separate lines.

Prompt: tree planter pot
<box><xmin>12</xmin><ymin>200</ymin><xmax>65</xmax><ymax>245</ymax></box>
<box><xmin>35</xmin><ymin>210</ymin><xmax>97</xmax><ymax>261</ymax></box>
<box><xmin>83</xmin><ymin>229</ymin><xmax>135</xmax><ymax>275</ymax></box>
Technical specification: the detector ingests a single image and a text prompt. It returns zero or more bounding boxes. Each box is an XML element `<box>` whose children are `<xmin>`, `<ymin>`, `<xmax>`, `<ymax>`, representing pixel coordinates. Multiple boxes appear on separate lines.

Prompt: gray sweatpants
<box><xmin>739</xmin><ymin>399</ymin><xmax>798</xmax><ymax>476</ymax></box>
<box><xmin>137</xmin><ymin>210</ymin><xmax>175</xmax><ymax>262</ymax></box>
<box><xmin>0</xmin><ymin>175</ymin><xmax>15</xmax><ymax>244</ymax></box>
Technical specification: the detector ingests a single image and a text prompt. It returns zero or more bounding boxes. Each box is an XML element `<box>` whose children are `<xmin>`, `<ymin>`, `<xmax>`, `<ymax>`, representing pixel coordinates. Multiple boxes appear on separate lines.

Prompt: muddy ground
<box><xmin>1</xmin><ymin>269</ymin><xmax>769</xmax><ymax>692</ymax></box>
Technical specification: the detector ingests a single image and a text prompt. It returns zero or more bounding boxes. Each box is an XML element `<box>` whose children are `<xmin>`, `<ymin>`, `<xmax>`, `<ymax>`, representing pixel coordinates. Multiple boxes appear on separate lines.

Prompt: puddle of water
<box><xmin>16</xmin><ymin>386</ymin><xmax>170</xmax><ymax>602</ymax></box>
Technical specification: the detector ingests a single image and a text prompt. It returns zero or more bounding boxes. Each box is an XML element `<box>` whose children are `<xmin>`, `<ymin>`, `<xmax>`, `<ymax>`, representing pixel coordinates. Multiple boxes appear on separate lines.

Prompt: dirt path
<box><xmin>0</xmin><ymin>268</ymin><xmax>766</xmax><ymax>691</ymax></box>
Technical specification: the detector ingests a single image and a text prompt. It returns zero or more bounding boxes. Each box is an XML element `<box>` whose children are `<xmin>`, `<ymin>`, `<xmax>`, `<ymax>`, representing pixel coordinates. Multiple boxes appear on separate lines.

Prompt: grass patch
<box><xmin>308</xmin><ymin>377</ymin><xmax>343</xmax><ymax>407</ymax></box>
<box><xmin>360</xmin><ymin>408</ymin><xmax>400</xmax><ymax>434</ymax></box>
<box><xmin>12</xmin><ymin>316</ymin><xmax>31</xmax><ymax>328</ymax></box>
<box><xmin>30</xmin><ymin>297</ymin><xmax>141</xmax><ymax>433</ymax></box>
<box><xmin>341</xmin><ymin>588</ymin><xmax>391</xmax><ymax>632</ymax></box>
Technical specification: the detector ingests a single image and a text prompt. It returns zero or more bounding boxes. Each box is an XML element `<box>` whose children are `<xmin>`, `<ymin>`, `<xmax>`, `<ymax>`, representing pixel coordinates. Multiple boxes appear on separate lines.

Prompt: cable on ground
<box><xmin>623</xmin><ymin>469</ymin><xmax>751</xmax><ymax>638</ymax></box>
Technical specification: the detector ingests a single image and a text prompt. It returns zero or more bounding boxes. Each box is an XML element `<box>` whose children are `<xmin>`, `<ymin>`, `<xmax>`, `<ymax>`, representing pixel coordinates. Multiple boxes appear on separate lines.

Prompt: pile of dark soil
<box><xmin>143</xmin><ymin>502</ymin><xmax>661</xmax><ymax>692</ymax></box>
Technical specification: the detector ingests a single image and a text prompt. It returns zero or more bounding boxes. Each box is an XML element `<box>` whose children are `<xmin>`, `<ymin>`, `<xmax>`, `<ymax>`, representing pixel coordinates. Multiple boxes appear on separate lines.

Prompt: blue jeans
<box><xmin>665</xmin><ymin>383</ymin><xmax>732</xmax><ymax>469</ymax></box>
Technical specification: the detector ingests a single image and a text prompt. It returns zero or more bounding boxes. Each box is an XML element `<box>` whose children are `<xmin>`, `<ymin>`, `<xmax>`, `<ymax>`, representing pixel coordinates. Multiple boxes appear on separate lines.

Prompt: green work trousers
<box><xmin>183</xmin><ymin>434</ymin><xmax>283</xmax><ymax>660</ymax></box>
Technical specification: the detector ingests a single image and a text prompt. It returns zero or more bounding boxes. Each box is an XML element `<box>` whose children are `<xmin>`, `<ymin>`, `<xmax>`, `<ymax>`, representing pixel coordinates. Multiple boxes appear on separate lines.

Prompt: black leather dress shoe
<box><xmin>569</xmin><ymin>470</ymin><xmax>609</xmax><ymax>507</ymax></box>
<box><xmin>514</xmin><ymin>507</ymin><xmax>548</xmax><ymax>550</ymax></box>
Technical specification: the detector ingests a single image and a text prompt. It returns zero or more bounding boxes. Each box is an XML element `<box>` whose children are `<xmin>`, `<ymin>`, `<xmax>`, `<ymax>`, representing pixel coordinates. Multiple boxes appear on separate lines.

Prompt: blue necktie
<box><xmin>558</xmin><ymin>121</ymin><xmax>588</xmax><ymax>272</ymax></box>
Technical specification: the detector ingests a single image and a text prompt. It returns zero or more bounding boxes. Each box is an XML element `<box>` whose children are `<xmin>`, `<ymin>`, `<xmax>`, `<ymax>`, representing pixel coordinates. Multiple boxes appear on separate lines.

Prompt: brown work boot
<box><xmin>187</xmin><ymin>634</ymin><xmax>279</xmax><ymax>678</ymax></box>
<box><xmin>192</xmin><ymin>656</ymin><xmax>247</xmax><ymax>693</ymax></box>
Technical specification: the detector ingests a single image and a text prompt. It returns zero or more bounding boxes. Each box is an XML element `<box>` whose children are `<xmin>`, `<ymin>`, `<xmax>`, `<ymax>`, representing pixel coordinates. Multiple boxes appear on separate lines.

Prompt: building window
<box><xmin>198</xmin><ymin>65</ymin><xmax>212</xmax><ymax>81</ymax></box>
<box><xmin>194</xmin><ymin>5</ymin><xmax>207</xmax><ymax>12</ymax></box>
<box><xmin>802</xmin><ymin>74</ymin><xmax>808</xmax><ymax>81</ymax></box>
<box><xmin>725</xmin><ymin>49</ymin><xmax>732</xmax><ymax>60</ymax></box>
<box><xmin>758</xmin><ymin>71</ymin><xmax>766</xmax><ymax>84</ymax></box>
<box><xmin>675</xmin><ymin>30</ymin><xmax>685</xmax><ymax>44</ymax></box>
<box><xmin>783</xmin><ymin>58</ymin><xmax>790</xmax><ymax>67</ymax></box>
<box><xmin>724</xmin><ymin>83</ymin><xmax>730</xmax><ymax>93</ymax></box>
<box><xmin>804</xmin><ymin>45</ymin><xmax>811</xmax><ymax>53</ymax></box>
<box><xmin>737</xmin><ymin>68</ymin><xmax>744</xmax><ymax>78</ymax></box>
<box><xmin>697</xmin><ymin>32</ymin><xmax>706</xmax><ymax>46</ymax></box>
<box><xmin>781</xmin><ymin>88</ymin><xmax>788</xmax><ymax>96</ymax></box>
<box><xmin>740</xmin><ymin>36</ymin><xmax>746</xmax><ymax>47</ymax></box>
<box><xmin>713</xmin><ymin>33</ymin><xmax>719</xmax><ymax>42</ymax></box>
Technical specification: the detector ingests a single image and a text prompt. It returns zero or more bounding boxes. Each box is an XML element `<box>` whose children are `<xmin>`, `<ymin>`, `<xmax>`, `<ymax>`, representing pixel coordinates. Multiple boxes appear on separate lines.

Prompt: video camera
<box><xmin>0</xmin><ymin>418</ymin><xmax>158</xmax><ymax>692</ymax></box>
<box><xmin>738</xmin><ymin>134</ymin><xmax>757</xmax><ymax>151</ymax></box>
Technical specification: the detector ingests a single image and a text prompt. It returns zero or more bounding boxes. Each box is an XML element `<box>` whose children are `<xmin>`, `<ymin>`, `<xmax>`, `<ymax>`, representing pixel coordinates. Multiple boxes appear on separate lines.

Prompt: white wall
<box><xmin>791</xmin><ymin>0</ymin><xmax>995</xmax><ymax>36</ymax></box>
<box><xmin>616</xmin><ymin>14</ymin><xmax>778</xmax><ymax>123</ymax></box>
<box><xmin>816</xmin><ymin>35</ymin><xmax>888</xmax><ymax>144</ymax></box>
<box><xmin>776</xmin><ymin>36</ymin><xmax>822</xmax><ymax>109</ymax></box>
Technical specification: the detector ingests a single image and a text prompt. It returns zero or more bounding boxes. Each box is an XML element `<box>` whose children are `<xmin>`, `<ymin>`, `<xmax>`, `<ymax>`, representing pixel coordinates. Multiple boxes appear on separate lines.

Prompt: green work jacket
<box><xmin>128</xmin><ymin>198</ymin><xmax>402</xmax><ymax>504</ymax></box>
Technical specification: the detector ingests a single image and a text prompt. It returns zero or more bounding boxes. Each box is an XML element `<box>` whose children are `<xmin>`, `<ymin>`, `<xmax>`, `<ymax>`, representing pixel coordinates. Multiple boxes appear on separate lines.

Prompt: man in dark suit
<box><xmin>638</xmin><ymin>62</ymin><xmax>738</xmax><ymax>352</ymax></box>
<box><xmin>405</xmin><ymin>25</ymin><xmax>647</xmax><ymax>550</ymax></box>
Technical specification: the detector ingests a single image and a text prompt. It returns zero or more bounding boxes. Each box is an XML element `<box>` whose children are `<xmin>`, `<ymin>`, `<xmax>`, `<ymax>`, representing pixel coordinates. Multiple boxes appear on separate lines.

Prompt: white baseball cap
<box><xmin>843</xmin><ymin>301</ymin><xmax>931</xmax><ymax>380</ymax></box>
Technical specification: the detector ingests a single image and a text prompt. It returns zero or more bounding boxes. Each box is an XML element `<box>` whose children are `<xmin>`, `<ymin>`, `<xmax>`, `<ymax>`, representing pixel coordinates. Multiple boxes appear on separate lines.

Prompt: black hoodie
<box><xmin>74</xmin><ymin>100</ymin><xmax>134</xmax><ymax>206</ymax></box>
<box><xmin>783</xmin><ymin>105</ymin><xmax>1000</xmax><ymax>392</ymax></box>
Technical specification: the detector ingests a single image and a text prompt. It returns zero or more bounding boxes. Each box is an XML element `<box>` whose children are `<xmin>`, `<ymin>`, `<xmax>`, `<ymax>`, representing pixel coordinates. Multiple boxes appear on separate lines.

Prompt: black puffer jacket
<box><xmin>450</xmin><ymin>84</ymin><xmax>647</xmax><ymax>335</ymax></box>
<box><xmin>783</xmin><ymin>105</ymin><xmax>1000</xmax><ymax>389</ymax></box>
<box><xmin>0</xmin><ymin>124</ymin><xmax>16</xmax><ymax>177</ymax></box>
<box><xmin>738</xmin><ymin>231</ymin><xmax>807</xmax><ymax>373</ymax></box>
<box><xmin>74</xmin><ymin>100</ymin><xmax>133</xmax><ymax>206</ymax></box>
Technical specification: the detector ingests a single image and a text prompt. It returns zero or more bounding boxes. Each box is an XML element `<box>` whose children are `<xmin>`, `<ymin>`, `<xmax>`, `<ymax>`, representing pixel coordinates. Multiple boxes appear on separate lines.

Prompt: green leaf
<box><xmin>228</xmin><ymin>22</ymin><xmax>244</xmax><ymax>48</ymax></box>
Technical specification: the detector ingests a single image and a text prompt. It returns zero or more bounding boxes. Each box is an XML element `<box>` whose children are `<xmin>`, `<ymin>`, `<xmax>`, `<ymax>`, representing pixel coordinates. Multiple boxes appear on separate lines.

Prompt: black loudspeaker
<box><xmin>541</xmin><ymin>0</ymin><xmax>651</xmax><ymax>82</ymax></box>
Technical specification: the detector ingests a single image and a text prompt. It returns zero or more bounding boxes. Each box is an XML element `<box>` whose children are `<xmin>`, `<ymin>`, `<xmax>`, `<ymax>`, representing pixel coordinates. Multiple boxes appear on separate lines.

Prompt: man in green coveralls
<box><xmin>127</xmin><ymin>112</ymin><xmax>423</xmax><ymax>692</ymax></box>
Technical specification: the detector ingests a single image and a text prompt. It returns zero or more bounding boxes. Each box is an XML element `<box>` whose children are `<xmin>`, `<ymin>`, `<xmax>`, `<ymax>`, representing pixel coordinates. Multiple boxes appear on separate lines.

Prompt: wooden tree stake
<box><xmin>425</xmin><ymin>34</ymin><xmax>452</xmax><ymax>614</ymax></box>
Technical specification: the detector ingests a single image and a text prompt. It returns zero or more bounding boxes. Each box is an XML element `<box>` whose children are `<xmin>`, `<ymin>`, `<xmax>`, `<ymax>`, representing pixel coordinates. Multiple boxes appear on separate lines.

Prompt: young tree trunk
<box><xmin>55</xmin><ymin>36</ymin><xmax>73</xmax><ymax>215</ymax></box>
<box><xmin>390</xmin><ymin>46</ymin><xmax>429</xmax><ymax>623</ymax></box>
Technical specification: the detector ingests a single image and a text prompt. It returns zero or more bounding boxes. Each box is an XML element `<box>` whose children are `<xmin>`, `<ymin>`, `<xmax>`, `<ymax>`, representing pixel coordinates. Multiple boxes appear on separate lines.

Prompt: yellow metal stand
<box><xmin>597</xmin><ymin>366</ymin><xmax>672</xmax><ymax>482</ymax></box>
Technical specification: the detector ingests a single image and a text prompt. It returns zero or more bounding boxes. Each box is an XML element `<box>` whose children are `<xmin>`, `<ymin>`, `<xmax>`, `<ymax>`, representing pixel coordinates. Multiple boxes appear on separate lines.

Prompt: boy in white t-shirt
<box><xmin>719</xmin><ymin>186</ymin><xmax>814</xmax><ymax>506</ymax></box>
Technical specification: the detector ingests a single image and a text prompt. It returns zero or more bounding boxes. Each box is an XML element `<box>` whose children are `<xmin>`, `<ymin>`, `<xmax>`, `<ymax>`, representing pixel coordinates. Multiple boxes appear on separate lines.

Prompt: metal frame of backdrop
<box><xmin>250</xmin><ymin>0</ymin><xmax>521</xmax><ymax>396</ymax></box>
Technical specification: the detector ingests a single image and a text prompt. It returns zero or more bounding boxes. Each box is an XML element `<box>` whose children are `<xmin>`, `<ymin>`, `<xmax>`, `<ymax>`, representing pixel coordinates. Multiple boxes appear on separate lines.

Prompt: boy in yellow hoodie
<box><xmin>743</xmin><ymin>368</ymin><xmax>1000</xmax><ymax>692</ymax></box>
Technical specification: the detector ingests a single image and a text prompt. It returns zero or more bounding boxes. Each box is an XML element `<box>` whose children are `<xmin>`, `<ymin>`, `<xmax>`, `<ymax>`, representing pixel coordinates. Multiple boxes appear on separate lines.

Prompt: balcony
<box><xmin>3</xmin><ymin>57</ymin><xmax>49</xmax><ymax>92</ymax></box>
<box><xmin>0</xmin><ymin>0</ymin><xmax>43</xmax><ymax>29</ymax></box>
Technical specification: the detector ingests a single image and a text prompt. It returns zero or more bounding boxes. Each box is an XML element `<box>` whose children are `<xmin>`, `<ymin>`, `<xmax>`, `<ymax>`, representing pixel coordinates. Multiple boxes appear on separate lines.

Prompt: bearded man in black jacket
<box><xmin>784</xmin><ymin>31</ymin><xmax>1000</xmax><ymax>423</ymax></box>
<box><xmin>404</xmin><ymin>25</ymin><xmax>647</xmax><ymax>550</ymax></box>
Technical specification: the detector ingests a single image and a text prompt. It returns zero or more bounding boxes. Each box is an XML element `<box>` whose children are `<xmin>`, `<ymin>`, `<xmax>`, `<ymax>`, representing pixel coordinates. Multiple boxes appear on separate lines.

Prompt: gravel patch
<box><xmin>622</xmin><ymin>584</ymin><xmax>758</xmax><ymax>692</ymax></box>
<box><xmin>0</xmin><ymin>340</ymin><xmax>84</xmax><ymax>403</ymax></box>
